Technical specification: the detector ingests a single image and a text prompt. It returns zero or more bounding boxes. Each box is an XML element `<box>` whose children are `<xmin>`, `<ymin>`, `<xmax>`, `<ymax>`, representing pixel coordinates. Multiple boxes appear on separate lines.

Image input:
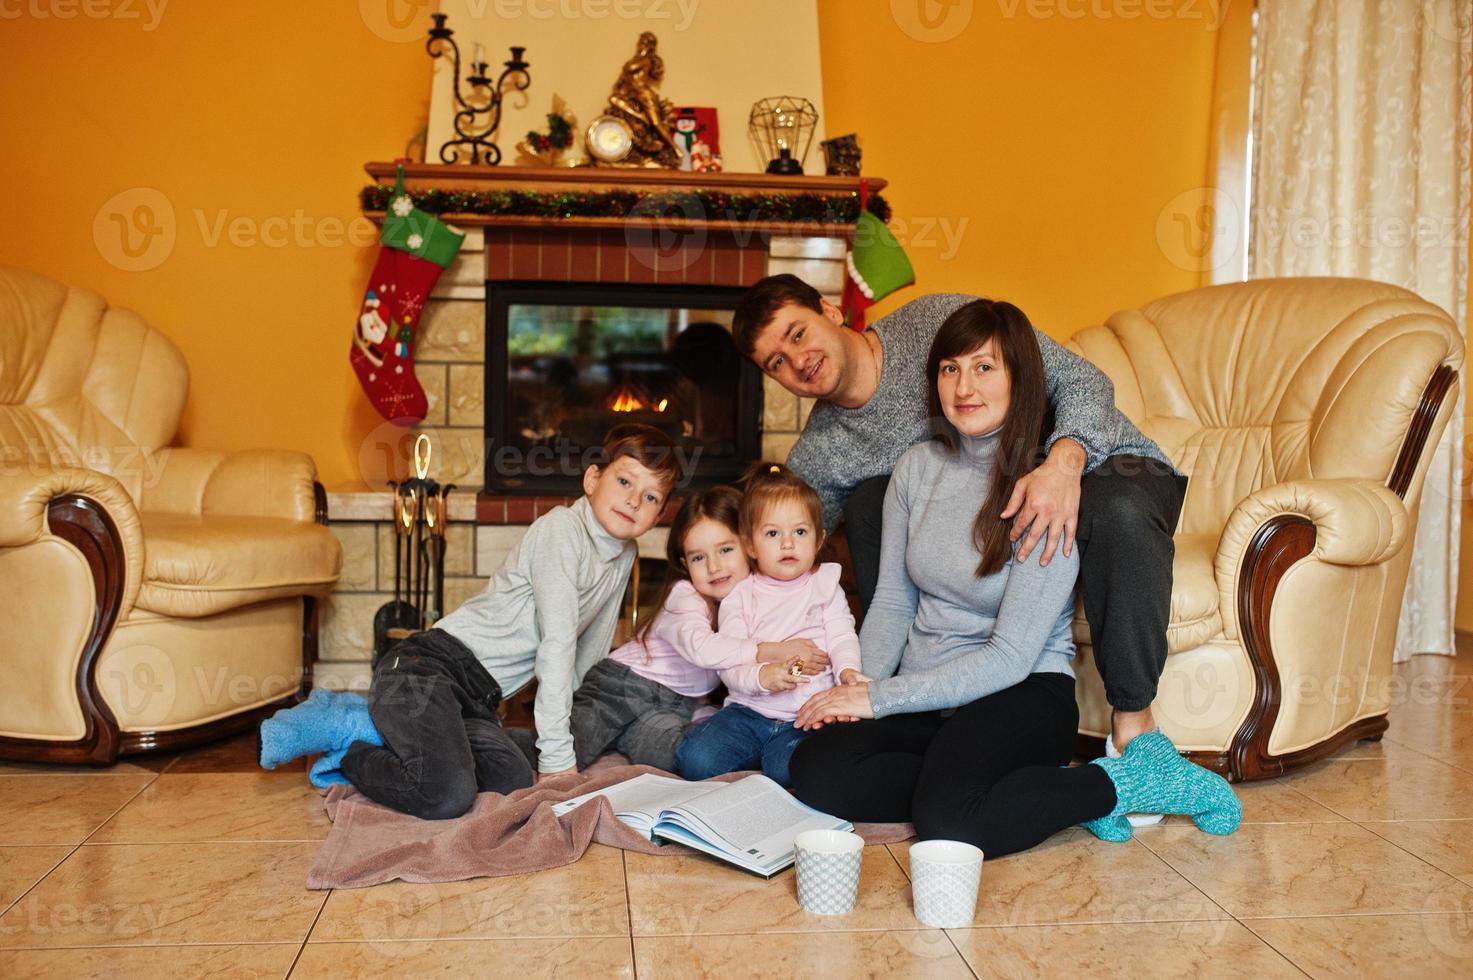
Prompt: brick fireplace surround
<box><xmin>317</xmin><ymin>163</ymin><xmax>882</xmax><ymax>689</ymax></box>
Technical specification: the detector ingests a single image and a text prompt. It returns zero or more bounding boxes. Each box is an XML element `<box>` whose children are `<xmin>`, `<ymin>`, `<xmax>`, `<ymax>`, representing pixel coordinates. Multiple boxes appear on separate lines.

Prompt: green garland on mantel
<box><xmin>360</xmin><ymin>185</ymin><xmax>891</xmax><ymax>225</ymax></box>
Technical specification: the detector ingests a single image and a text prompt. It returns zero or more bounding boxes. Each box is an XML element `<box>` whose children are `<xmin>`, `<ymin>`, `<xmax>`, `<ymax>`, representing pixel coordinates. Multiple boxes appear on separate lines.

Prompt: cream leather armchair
<box><xmin>0</xmin><ymin>266</ymin><xmax>341</xmax><ymax>764</ymax></box>
<box><xmin>1069</xmin><ymin>277</ymin><xmax>1463</xmax><ymax>780</ymax></box>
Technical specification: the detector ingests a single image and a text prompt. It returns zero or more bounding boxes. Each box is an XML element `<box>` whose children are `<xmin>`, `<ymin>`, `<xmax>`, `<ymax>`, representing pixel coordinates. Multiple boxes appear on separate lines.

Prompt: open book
<box><xmin>552</xmin><ymin>773</ymin><xmax>852</xmax><ymax>877</ymax></box>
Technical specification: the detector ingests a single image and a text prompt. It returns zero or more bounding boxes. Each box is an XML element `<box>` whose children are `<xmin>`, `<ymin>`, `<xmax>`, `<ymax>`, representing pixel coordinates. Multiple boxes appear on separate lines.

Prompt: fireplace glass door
<box><xmin>486</xmin><ymin>283</ymin><xmax>762</xmax><ymax>494</ymax></box>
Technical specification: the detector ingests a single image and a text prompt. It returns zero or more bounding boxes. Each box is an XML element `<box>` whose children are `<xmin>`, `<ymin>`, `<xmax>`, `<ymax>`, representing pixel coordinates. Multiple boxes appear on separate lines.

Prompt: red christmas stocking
<box><xmin>351</xmin><ymin>168</ymin><xmax>465</xmax><ymax>425</ymax></box>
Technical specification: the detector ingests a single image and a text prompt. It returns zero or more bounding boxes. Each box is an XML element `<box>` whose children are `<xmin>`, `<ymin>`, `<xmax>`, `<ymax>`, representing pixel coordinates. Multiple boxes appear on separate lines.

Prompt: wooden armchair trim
<box><xmin>0</xmin><ymin>481</ymin><xmax>331</xmax><ymax>765</ymax></box>
<box><xmin>1218</xmin><ymin>364</ymin><xmax>1456</xmax><ymax>781</ymax></box>
<box><xmin>0</xmin><ymin>495</ymin><xmax>126</xmax><ymax>764</ymax></box>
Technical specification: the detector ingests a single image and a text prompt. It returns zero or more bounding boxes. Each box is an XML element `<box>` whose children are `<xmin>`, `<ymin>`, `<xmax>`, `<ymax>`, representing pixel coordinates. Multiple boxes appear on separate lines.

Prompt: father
<box><xmin>730</xmin><ymin>275</ymin><xmax>1187</xmax><ymax>755</ymax></box>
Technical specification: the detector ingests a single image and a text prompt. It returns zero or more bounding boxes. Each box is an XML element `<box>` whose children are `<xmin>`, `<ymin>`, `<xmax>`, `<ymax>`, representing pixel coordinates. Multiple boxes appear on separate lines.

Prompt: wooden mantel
<box><xmin>361</xmin><ymin>162</ymin><xmax>888</xmax><ymax>236</ymax></box>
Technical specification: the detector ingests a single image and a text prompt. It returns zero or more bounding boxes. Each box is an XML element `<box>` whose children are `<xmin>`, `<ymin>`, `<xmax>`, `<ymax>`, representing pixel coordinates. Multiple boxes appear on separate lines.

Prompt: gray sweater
<box><xmin>863</xmin><ymin>433</ymin><xmax>1079</xmax><ymax>717</ymax></box>
<box><xmin>785</xmin><ymin>293</ymin><xmax>1172</xmax><ymax>531</ymax></box>
<box><xmin>436</xmin><ymin>495</ymin><xmax>635</xmax><ymax>773</ymax></box>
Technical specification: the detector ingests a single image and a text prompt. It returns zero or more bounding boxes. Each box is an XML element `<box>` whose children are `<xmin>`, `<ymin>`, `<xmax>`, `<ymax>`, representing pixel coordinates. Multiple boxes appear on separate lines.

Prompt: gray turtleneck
<box><xmin>862</xmin><ymin>432</ymin><xmax>1079</xmax><ymax>718</ymax></box>
<box><xmin>436</xmin><ymin>495</ymin><xmax>635</xmax><ymax>773</ymax></box>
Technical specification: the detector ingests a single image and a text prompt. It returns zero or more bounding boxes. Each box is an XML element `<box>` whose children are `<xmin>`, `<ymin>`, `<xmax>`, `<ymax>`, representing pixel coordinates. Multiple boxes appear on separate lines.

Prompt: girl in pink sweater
<box><xmin>568</xmin><ymin>486</ymin><xmax>826</xmax><ymax>772</ymax></box>
<box><xmin>675</xmin><ymin>464</ymin><xmax>864</xmax><ymax>786</ymax></box>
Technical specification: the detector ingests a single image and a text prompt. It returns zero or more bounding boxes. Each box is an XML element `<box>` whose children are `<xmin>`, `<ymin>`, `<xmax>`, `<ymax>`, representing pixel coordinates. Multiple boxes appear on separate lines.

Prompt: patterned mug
<box><xmin>795</xmin><ymin>829</ymin><xmax>865</xmax><ymax>915</ymax></box>
<box><xmin>909</xmin><ymin>839</ymin><xmax>984</xmax><ymax>928</ymax></box>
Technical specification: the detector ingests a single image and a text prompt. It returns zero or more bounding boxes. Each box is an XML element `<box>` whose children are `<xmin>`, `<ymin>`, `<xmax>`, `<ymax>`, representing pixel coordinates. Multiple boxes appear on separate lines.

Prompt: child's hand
<box><xmin>838</xmin><ymin>668</ymin><xmax>873</xmax><ymax>686</ymax></box>
<box><xmin>757</xmin><ymin>639</ymin><xmax>830</xmax><ymax>675</ymax></box>
<box><xmin>536</xmin><ymin>767</ymin><xmax>576</xmax><ymax>783</ymax></box>
<box><xmin>758</xmin><ymin>660</ymin><xmax>809</xmax><ymax>693</ymax></box>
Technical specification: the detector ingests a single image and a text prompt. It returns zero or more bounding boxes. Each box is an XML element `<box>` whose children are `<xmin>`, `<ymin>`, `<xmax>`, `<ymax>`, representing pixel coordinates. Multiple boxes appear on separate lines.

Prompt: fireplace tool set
<box><xmin>372</xmin><ymin>435</ymin><xmax>455</xmax><ymax>667</ymax></box>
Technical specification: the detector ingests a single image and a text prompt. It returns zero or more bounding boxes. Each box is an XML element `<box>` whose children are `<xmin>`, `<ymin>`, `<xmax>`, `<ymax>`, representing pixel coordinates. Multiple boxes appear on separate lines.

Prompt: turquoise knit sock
<box><xmin>1080</xmin><ymin>813</ymin><xmax>1133</xmax><ymax>843</ymax></box>
<box><xmin>259</xmin><ymin>689</ymin><xmax>382</xmax><ymax>770</ymax></box>
<box><xmin>1090</xmin><ymin>731</ymin><xmax>1241</xmax><ymax>835</ymax></box>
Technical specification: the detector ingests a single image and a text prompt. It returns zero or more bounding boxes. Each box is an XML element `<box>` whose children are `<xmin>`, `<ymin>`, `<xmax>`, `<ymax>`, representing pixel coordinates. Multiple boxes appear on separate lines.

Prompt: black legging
<box><xmin>789</xmin><ymin>673</ymin><xmax>1117</xmax><ymax>858</ymax></box>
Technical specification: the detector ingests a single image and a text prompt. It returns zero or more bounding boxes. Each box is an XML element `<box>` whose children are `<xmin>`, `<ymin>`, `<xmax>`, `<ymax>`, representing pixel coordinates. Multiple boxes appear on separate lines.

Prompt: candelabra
<box><xmin>426</xmin><ymin>13</ymin><xmax>531</xmax><ymax>166</ymax></box>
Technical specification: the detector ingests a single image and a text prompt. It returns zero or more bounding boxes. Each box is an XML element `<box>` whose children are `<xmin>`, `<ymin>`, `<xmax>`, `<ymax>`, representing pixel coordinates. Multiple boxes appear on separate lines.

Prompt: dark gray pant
<box><xmin>570</xmin><ymin>659</ymin><xmax>700</xmax><ymax>772</ymax></box>
<box><xmin>843</xmin><ymin>474</ymin><xmax>891</xmax><ymax>612</ymax></box>
<box><xmin>1075</xmin><ymin>455</ymin><xmax>1187</xmax><ymax>712</ymax></box>
<box><xmin>340</xmin><ymin>628</ymin><xmax>533</xmax><ymax>820</ymax></box>
<box><xmin>843</xmin><ymin>454</ymin><xmax>1186</xmax><ymax>712</ymax></box>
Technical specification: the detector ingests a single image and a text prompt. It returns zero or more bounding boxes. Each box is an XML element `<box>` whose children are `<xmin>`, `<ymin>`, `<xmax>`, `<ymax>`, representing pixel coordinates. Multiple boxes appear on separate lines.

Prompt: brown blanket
<box><xmin>307</xmin><ymin>764</ymin><xmax>913</xmax><ymax>890</ymax></box>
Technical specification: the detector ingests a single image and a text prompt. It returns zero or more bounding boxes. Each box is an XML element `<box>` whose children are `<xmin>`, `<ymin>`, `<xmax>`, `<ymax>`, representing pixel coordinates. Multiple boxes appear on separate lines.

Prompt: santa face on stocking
<box><xmin>357</xmin><ymin>291</ymin><xmax>389</xmax><ymax>364</ymax></box>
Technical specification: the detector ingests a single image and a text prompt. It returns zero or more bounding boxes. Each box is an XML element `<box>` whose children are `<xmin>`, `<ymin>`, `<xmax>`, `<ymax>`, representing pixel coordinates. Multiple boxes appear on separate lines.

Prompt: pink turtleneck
<box><xmin>716</xmin><ymin>563</ymin><xmax>862</xmax><ymax>722</ymax></box>
<box><xmin>607</xmin><ymin>580</ymin><xmax>760</xmax><ymax>697</ymax></box>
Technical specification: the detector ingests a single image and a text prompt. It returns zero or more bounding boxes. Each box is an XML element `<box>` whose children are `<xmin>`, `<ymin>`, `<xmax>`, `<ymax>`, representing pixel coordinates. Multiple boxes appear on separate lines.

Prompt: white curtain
<box><xmin>1250</xmin><ymin>0</ymin><xmax>1472</xmax><ymax>660</ymax></box>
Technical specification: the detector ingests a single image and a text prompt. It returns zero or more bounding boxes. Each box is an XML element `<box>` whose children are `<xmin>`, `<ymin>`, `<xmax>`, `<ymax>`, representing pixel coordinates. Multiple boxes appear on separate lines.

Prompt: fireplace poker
<box><xmin>372</xmin><ymin>484</ymin><xmax>420</xmax><ymax>666</ymax></box>
<box><xmin>411</xmin><ymin>435</ymin><xmax>433</xmax><ymax>631</ymax></box>
<box><xmin>432</xmin><ymin>484</ymin><xmax>455</xmax><ymax>624</ymax></box>
<box><xmin>424</xmin><ymin>490</ymin><xmax>441</xmax><ymax>626</ymax></box>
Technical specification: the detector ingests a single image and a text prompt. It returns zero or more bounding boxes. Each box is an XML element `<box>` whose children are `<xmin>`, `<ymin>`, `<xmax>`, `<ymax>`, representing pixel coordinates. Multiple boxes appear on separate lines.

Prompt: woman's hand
<box><xmin>759</xmin><ymin>660</ymin><xmax>810</xmax><ymax>693</ymax></box>
<box><xmin>758</xmin><ymin>638</ymin><xmax>830</xmax><ymax>675</ymax></box>
<box><xmin>838</xmin><ymin>668</ymin><xmax>872</xmax><ymax>686</ymax></box>
<box><xmin>795</xmin><ymin>683</ymin><xmax>874</xmax><ymax>730</ymax></box>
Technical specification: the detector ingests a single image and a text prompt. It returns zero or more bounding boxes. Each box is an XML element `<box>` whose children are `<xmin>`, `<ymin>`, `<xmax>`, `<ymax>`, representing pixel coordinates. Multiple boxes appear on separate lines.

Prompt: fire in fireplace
<box><xmin>486</xmin><ymin>282</ymin><xmax>764</xmax><ymax>494</ymax></box>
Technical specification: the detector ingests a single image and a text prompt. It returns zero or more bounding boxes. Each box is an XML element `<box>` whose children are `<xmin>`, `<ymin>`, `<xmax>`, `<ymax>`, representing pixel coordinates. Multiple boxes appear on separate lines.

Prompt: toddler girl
<box><xmin>674</xmin><ymin>464</ymin><xmax>863</xmax><ymax>786</ymax></box>
<box><xmin>569</xmin><ymin>485</ymin><xmax>827</xmax><ymax>772</ymax></box>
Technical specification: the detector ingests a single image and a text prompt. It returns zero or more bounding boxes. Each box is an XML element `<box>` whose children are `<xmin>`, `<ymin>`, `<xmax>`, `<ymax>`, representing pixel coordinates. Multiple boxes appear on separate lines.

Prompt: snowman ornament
<box><xmin>674</xmin><ymin>114</ymin><xmax>700</xmax><ymax>172</ymax></box>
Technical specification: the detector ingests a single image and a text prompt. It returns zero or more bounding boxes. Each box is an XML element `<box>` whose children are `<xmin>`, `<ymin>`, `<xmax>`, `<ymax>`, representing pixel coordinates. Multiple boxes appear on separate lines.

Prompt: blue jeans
<box><xmin>675</xmin><ymin>703</ymin><xmax>809</xmax><ymax>787</ymax></box>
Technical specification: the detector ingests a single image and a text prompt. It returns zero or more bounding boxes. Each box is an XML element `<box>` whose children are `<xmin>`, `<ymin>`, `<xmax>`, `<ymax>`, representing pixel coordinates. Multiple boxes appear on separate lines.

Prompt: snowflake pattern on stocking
<box><xmin>391</xmin><ymin>195</ymin><xmax>414</xmax><ymax>218</ymax></box>
<box><xmin>397</xmin><ymin>291</ymin><xmax>425</xmax><ymax>324</ymax></box>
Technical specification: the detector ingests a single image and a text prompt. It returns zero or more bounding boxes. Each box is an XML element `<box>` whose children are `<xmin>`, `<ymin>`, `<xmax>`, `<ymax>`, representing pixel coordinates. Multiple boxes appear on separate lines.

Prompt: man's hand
<box><xmin>794</xmin><ymin>683</ymin><xmax>874</xmax><ymax>730</ymax></box>
<box><xmin>1001</xmin><ymin>438</ymin><xmax>1085</xmax><ymax>566</ymax></box>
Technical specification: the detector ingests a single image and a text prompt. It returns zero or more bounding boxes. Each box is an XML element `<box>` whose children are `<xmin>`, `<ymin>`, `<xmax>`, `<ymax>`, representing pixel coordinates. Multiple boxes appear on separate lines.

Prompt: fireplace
<box><xmin>485</xmin><ymin>281</ymin><xmax>763</xmax><ymax>495</ymax></box>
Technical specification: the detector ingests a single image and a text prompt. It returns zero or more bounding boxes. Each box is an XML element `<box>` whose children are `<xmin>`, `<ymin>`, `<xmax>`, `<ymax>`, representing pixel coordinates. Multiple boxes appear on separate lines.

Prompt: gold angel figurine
<box><xmin>605</xmin><ymin>32</ymin><xmax>681</xmax><ymax>168</ymax></box>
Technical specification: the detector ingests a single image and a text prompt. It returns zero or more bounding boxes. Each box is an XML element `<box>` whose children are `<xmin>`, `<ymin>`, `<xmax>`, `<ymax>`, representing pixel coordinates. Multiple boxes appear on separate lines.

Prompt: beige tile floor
<box><xmin>8</xmin><ymin>646</ymin><xmax>1473</xmax><ymax>977</ymax></box>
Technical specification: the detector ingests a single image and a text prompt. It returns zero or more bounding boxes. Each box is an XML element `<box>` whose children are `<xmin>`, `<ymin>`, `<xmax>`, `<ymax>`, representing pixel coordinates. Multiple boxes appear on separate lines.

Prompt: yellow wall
<box><xmin>818</xmin><ymin>0</ymin><xmax>1226</xmax><ymax>329</ymax></box>
<box><xmin>1</xmin><ymin>1</ymin><xmax>1229</xmax><ymax>488</ymax></box>
<box><xmin>0</xmin><ymin>1</ymin><xmax>431</xmax><ymax>488</ymax></box>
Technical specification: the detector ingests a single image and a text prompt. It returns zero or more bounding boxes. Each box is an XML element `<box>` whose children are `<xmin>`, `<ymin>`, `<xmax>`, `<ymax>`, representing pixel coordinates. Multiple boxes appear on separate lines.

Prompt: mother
<box><xmin>788</xmin><ymin>299</ymin><xmax>1239</xmax><ymax>857</ymax></box>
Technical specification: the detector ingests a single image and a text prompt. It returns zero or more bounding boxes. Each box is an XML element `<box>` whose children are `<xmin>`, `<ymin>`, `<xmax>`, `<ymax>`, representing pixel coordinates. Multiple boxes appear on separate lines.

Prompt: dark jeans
<box><xmin>570</xmin><ymin>659</ymin><xmax>701</xmax><ymax>772</ymax></box>
<box><xmin>842</xmin><ymin>474</ymin><xmax>891</xmax><ymax>612</ymax></box>
<box><xmin>843</xmin><ymin>454</ymin><xmax>1186</xmax><ymax>711</ymax></box>
<box><xmin>1075</xmin><ymin>455</ymin><xmax>1188</xmax><ymax>711</ymax></box>
<box><xmin>339</xmin><ymin>628</ymin><xmax>533</xmax><ymax>820</ymax></box>
<box><xmin>674</xmin><ymin>703</ymin><xmax>810</xmax><ymax>787</ymax></box>
<box><xmin>789</xmin><ymin>673</ymin><xmax>1116</xmax><ymax>858</ymax></box>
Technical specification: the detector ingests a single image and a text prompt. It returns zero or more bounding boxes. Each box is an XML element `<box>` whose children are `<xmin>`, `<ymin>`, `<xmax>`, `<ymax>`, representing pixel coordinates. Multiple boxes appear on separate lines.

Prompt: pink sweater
<box><xmin>717</xmin><ymin>564</ymin><xmax>863</xmax><ymax>722</ymax></box>
<box><xmin>607</xmin><ymin>580</ymin><xmax>761</xmax><ymax>697</ymax></box>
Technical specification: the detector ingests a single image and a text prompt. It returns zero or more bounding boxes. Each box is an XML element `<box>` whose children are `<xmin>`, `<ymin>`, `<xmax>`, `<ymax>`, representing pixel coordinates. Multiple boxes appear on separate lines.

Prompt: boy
<box><xmin>339</xmin><ymin>423</ymin><xmax>681</xmax><ymax>819</ymax></box>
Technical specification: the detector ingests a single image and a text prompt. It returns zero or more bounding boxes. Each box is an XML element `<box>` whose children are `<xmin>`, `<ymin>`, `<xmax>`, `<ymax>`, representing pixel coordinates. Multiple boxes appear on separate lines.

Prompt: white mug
<box><xmin>909</xmin><ymin>839</ymin><xmax>984</xmax><ymax>928</ymax></box>
<box><xmin>794</xmin><ymin>829</ymin><xmax>865</xmax><ymax>915</ymax></box>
